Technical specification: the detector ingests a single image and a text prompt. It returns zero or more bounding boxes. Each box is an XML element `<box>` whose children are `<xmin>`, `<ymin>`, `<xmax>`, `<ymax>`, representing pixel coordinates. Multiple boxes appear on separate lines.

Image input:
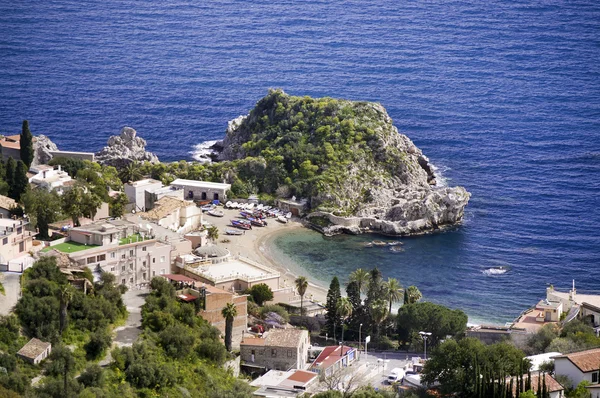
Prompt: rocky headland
<box><xmin>216</xmin><ymin>89</ymin><xmax>470</xmax><ymax>236</ymax></box>
<box><xmin>95</xmin><ymin>127</ymin><xmax>159</xmax><ymax>168</ymax></box>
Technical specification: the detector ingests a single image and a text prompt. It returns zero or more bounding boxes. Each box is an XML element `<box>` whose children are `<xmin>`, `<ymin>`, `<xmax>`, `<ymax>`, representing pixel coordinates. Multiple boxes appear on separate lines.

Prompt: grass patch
<box><xmin>41</xmin><ymin>241</ymin><xmax>98</xmax><ymax>253</ymax></box>
<box><xmin>119</xmin><ymin>233</ymin><xmax>151</xmax><ymax>245</ymax></box>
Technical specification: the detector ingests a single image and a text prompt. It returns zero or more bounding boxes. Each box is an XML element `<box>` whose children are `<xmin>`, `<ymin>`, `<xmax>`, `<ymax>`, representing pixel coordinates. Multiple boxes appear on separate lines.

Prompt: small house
<box><xmin>17</xmin><ymin>338</ymin><xmax>52</xmax><ymax>365</ymax></box>
<box><xmin>554</xmin><ymin>348</ymin><xmax>600</xmax><ymax>389</ymax></box>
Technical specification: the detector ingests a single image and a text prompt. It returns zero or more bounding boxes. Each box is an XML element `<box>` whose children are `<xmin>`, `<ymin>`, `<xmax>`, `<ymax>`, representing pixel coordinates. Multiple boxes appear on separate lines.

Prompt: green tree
<box><xmin>84</xmin><ymin>328</ymin><xmax>112</xmax><ymax>360</ymax></box>
<box><xmin>247</xmin><ymin>283</ymin><xmax>274</xmax><ymax>306</ymax></box>
<box><xmin>397</xmin><ymin>302</ymin><xmax>467</xmax><ymax>347</ymax></box>
<box><xmin>370</xmin><ymin>300</ymin><xmax>389</xmax><ymax>341</ymax></box>
<box><xmin>406</xmin><ymin>285</ymin><xmax>422</xmax><ymax>304</ymax></box>
<box><xmin>46</xmin><ymin>345</ymin><xmax>75</xmax><ymax>398</ymax></box>
<box><xmin>20</xmin><ymin>120</ymin><xmax>34</xmax><ymax>168</ymax></box>
<box><xmin>403</xmin><ymin>288</ymin><xmax>409</xmax><ymax>305</ymax></box>
<box><xmin>207</xmin><ymin>225</ymin><xmax>219</xmax><ymax>242</ymax></box>
<box><xmin>59</xmin><ymin>285</ymin><xmax>74</xmax><ymax>335</ymax></box>
<box><xmin>221</xmin><ymin>302</ymin><xmax>237</xmax><ymax>352</ymax></box>
<box><xmin>349</xmin><ymin>268</ymin><xmax>370</xmax><ymax>295</ymax></box>
<box><xmin>336</xmin><ymin>297</ymin><xmax>353</xmax><ymax>348</ymax></box>
<box><xmin>383</xmin><ymin>277</ymin><xmax>402</xmax><ymax>314</ymax></box>
<box><xmin>110</xmin><ymin>192</ymin><xmax>129</xmax><ymax>218</ymax></box>
<box><xmin>5</xmin><ymin>157</ymin><xmax>16</xmax><ymax>199</ymax></box>
<box><xmin>22</xmin><ymin>188</ymin><xmax>62</xmax><ymax>239</ymax></box>
<box><xmin>159</xmin><ymin>324</ymin><xmax>195</xmax><ymax>359</ymax></box>
<box><xmin>325</xmin><ymin>276</ymin><xmax>341</xmax><ymax>340</ymax></box>
<box><xmin>295</xmin><ymin>276</ymin><xmax>309</xmax><ymax>315</ymax></box>
<box><xmin>11</xmin><ymin>160</ymin><xmax>29</xmax><ymax>201</ymax></box>
<box><xmin>119</xmin><ymin>161</ymin><xmax>143</xmax><ymax>183</ymax></box>
<box><xmin>78</xmin><ymin>364</ymin><xmax>105</xmax><ymax>388</ymax></box>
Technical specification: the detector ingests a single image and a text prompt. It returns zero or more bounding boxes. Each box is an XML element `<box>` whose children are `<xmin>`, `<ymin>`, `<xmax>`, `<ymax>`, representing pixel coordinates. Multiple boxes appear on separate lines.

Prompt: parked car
<box><xmin>386</xmin><ymin>368</ymin><xmax>405</xmax><ymax>385</ymax></box>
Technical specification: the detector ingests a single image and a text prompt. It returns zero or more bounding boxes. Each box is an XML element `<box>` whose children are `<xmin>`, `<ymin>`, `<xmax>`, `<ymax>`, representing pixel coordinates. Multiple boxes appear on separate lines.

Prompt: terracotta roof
<box><xmin>286</xmin><ymin>370</ymin><xmax>318</xmax><ymax>384</ymax></box>
<box><xmin>17</xmin><ymin>338</ymin><xmax>51</xmax><ymax>360</ymax></box>
<box><xmin>555</xmin><ymin>348</ymin><xmax>600</xmax><ymax>373</ymax></box>
<box><xmin>5</xmin><ymin>135</ymin><xmax>20</xmax><ymax>141</ymax></box>
<box><xmin>139</xmin><ymin>196</ymin><xmax>191</xmax><ymax>221</ymax></box>
<box><xmin>177</xmin><ymin>294</ymin><xmax>198</xmax><ymax>302</ymax></box>
<box><xmin>241</xmin><ymin>329</ymin><xmax>307</xmax><ymax>349</ymax></box>
<box><xmin>0</xmin><ymin>140</ymin><xmax>19</xmax><ymax>149</ymax></box>
<box><xmin>507</xmin><ymin>372</ymin><xmax>564</xmax><ymax>394</ymax></box>
<box><xmin>311</xmin><ymin>345</ymin><xmax>354</xmax><ymax>370</ymax></box>
<box><xmin>0</xmin><ymin>194</ymin><xmax>17</xmax><ymax>210</ymax></box>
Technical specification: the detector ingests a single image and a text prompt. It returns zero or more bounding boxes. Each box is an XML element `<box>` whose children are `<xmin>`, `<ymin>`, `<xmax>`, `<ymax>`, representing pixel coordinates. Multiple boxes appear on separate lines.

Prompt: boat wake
<box><xmin>482</xmin><ymin>267</ymin><xmax>509</xmax><ymax>276</ymax></box>
<box><xmin>191</xmin><ymin>140</ymin><xmax>219</xmax><ymax>162</ymax></box>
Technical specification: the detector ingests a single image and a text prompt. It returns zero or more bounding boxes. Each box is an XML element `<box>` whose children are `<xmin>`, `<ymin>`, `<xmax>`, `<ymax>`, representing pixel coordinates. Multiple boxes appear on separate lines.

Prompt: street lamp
<box><xmin>359</xmin><ymin>323</ymin><xmax>363</xmax><ymax>356</ymax></box>
<box><xmin>419</xmin><ymin>331</ymin><xmax>432</xmax><ymax>360</ymax></box>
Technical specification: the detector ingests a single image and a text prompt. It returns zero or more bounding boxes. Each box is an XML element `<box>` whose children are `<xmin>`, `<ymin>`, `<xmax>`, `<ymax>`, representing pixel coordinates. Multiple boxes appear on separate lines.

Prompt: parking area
<box><xmin>0</xmin><ymin>272</ymin><xmax>21</xmax><ymax>316</ymax></box>
<box><xmin>358</xmin><ymin>351</ymin><xmax>422</xmax><ymax>388</ymax></box>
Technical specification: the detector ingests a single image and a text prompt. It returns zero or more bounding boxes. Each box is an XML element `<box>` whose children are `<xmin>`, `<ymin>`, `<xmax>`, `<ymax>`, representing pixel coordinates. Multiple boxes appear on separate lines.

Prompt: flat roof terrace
<box><xmin>170</xmin><ymin>179</ymin><xmax>231</xmax><ymax>190</ymax></box>
<box><xmin>186</xmin><ymin>256</ymin><xmax>279</xmax><ymax>284</ymax></box>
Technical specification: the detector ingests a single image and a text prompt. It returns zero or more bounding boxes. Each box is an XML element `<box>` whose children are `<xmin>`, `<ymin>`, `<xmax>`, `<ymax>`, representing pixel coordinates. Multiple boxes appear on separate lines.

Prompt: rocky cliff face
<box><xmin>217</xmin><ymin>90</ymin><xmax>470</xmax><ymax>236</ymax></box>
<box><xmin>32</xmin><ymin>135</ymin><xmax>59</xmax><ymax>166</ymax></box>
<box><xmin>95</xmin><ymin>127</ymin><xmax>159</xmax><ymax>168</ymax></box>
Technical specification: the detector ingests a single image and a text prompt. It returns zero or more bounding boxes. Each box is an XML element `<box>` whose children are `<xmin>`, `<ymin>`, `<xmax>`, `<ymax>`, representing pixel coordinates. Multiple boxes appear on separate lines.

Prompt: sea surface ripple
<box><xmin>1</xmin><ymin>0</ymin><xmax>599</xmax><ymax>323</ymax></box>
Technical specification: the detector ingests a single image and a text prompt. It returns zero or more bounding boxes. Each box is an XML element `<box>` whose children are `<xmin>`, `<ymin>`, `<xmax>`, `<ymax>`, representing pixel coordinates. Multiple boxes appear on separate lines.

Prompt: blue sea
<box><xmin>1</xmin><ymin>1</ymin><xmax>599</xmax><ymax>324</ymax></box>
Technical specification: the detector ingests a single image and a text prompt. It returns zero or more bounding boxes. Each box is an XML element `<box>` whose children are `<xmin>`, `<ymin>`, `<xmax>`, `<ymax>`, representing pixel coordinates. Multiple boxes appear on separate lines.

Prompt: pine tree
<box><xmin>20</xmin><ymin>120</ymin><xmax>35</xmax><ymax>168</ymax></box>
<box><xmin>536</xmin><ymin>372</ymin><xmax>541</xmax><ymax>398</ymax></box>
<box><xmin>325</xmin><ymin>276</ymin><xmax>341</xmax><ymax>341</ymax></box>
<box><xmin>6</xmin><ymin>157</ymin><xmax>16</xmax><ymax>199</ymax></box>
<box><xmin>13</xmin><ymin>161</ymin><xmax>29</xmax><ymax>201</ymax></box>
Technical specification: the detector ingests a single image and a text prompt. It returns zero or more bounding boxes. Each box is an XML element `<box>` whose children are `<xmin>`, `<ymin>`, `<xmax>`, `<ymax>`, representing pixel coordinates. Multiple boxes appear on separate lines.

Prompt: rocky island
<box><xmin>215</xmin><ymin>89</ymin><xmax>470</xmax><ymax>236</ymax></box>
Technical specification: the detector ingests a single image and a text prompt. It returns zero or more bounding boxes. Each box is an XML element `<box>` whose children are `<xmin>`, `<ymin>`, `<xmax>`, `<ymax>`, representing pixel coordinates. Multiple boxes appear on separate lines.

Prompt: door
<box><xmin>201</xmin><ymin>192</ymin><xmax>207</xmax><ymax>200</ymax></box>
<box><xmin>213</xmin><ymin>193</ymin><xmax>219</xmax><ymax>201</ymax></box>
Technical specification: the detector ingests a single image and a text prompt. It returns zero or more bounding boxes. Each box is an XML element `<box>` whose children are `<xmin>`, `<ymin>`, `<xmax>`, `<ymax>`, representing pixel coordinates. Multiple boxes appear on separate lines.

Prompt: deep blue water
<box><xmin>1</xmin><ymin>1</ymin><xmax>600</xmax><ymax>323</ymax></box>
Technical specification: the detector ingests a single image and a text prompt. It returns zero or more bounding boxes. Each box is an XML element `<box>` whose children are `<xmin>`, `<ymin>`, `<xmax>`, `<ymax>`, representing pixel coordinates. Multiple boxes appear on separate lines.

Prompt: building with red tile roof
<box><xmin>309</xmin><ymin>345</ymin><xmax>356</xmax><ymax>377</ymax></box>
<box><xmin>554</xmin><ymin>348</ymin><xmax>600</xmax><ymax>389</ymax></box>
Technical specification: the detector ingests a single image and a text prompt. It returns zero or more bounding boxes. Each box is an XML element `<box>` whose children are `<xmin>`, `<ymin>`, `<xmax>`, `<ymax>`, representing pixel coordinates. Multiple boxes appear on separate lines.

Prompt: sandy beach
<box><xmin>203</xmin><ymin>206</ymin><xmax>329</xmax><ymax>303</ymax></box>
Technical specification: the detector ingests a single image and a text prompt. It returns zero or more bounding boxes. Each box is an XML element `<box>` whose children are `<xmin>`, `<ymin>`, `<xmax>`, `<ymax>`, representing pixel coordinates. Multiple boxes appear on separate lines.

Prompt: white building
<box><xmin>124</xmin><ymin>179</ymin><xmax>163</xmax><ymax>212</ymax></box>
<box><xmin>28</xmin><ymin>164</ymin><xmax>73</xmax><ymax>194</ymax></box>
<box><xmin>554</xmin><ymin>348</ymin><xmax>600</xmax><ymax>390</ymax></box>
<box><xmin>170</xmin><ymin>179</ymin><xmax>231</xmax><ymax>202</ymax></box>
<box><xmin>138</xmin><ymin>196</ymin><xmax>202</xmax><ymax>234</ymax></box>
<box><xmin>0</xmin><ymin>194</ymin><xmax>18</xmax><ymax>218</ymax></box>
<box><xmin>17</xmin><ymin>338</ymin><xmax>52</xmax><ymax>365</ymax></box>
<box><xmin>52</xmin><ymin>219</ymin><xmax>173</xmax><ymax>288</ymax></box>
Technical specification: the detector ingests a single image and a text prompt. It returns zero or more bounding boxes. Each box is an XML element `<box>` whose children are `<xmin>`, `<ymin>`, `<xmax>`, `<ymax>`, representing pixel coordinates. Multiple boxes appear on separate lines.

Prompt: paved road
<box><xmin>0</xmin><ymin>273</ymin><xmax>21</xmax><ymax>316</ymax></box>
<box><xmin>113</xmin><ymin>287</ymin><xmax>149</xmax><ymax>347</ymax></box>
<box><xmin>357</xmin><ymin>351</ymin><xmax>424</xmax><ymax>388</ymax></box>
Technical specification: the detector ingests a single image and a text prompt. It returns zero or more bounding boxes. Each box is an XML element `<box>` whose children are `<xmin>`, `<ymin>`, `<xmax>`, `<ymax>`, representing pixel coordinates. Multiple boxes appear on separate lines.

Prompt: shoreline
<box><xmin>205</xmin><ymin>207</ymin><xmax>329</xmax><ymax>304</ymax></box>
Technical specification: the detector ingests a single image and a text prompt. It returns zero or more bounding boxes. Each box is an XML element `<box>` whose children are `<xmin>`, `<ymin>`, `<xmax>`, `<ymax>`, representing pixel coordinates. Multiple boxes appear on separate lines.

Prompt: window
<box><xmin>121</xmin><ymin>279</ymin><xmax>126</xmax><ymax>285</ymax></box>
<box><xmin>142</xmin><ymin>272</ymin><xmax>146</xmax><ymax>280</ymax></box>
<box><xmin>121</xmin><ymin>254</ymin><xmax>126</xmax><ymax>259</ymax></box>
<box><xmin>287</xmin><ymin>350</ymin><xmax>292</xmax><ymax>358</ymax></box>
<box><xmin>593</xmin><ymin>372</ymin><xmax>599</xmax><ymax>384</ymax></box>
<box><xmin>271</xmin><ymin>349</ymin><xmax>277</xmax><ymax>357</ymax></box>
<box><xmin>152</xmin><ymin>271</ymin><xmax>156</xmax><ymax>277</ymax></box>
<box><xmin>142</xmin><ymin>261</ymin><xmax>146</xmax><ymax>267</ymax></box>
<box><xmin>129</xmin><ymin>277</ymin><xmax>134</xmax><ymax>284</ymax></box>
<box><xmin>110</xmin><ymin>267</ymin><xmax>115</xmax><ymax>272</ymax></box>
<box><xmin>160</xmin><ymin>269</ymin><xmax>165</xmax><ymax>275</ymax></box>
<box><xmin>129</xmin><ymin>263</ymin><xmax>134</xmax><ymax>270</ymax></box>
<box><xmin>110</xmin><ymin>252</ymin><xmax>116</xmax><ymax>259</ymax></box>
<box><xmin>160</xmin><ymin>256</ymin><xmax>165</xmax><ymax>263</ymax></box>
<box><xmin>97</xmin><ymin>254</ymin><xmax>106</xmax><ymax>261</ymax></box>
<box><xmin>142</xmin><ymin>246</ymin><xmax>147</xmax><ymax>252</ymax></box>
<box><xmin>153</xmin><ymin>258</ymin><xmax>156</xmax><ymax>263</ymax></box>
<box><xmin>121</xmin><ymin>266</ymin><xmax>126</xmax><ymax>272</ymax></box>
<box><xmin>17</xmin><ymin>227</ymin><xmax>22</xmax><ymax>234</ymax></box>
<box><xmin>130</xmin><ymin>250</ymin><xmax>134</xmax><ymax>257</ymax></box>
<box><xmin>2</xmin><ymin>237</ymin><xmax>7</xmax><ymax>245</ymax></box>
<box><xmin>87</xmin><ymin>257</ymin><xmax>96</xmax><ymax>264</ymax></box>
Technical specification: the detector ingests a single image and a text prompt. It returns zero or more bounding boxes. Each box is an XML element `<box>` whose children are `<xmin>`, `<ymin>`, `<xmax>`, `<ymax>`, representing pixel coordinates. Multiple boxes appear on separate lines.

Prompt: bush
<box><xmin>247</xmin><ymin>284</ymin><xmax>274</xmax><ymax>306</ymax></box>
<box><xmin>259</xmin><ymin>305</ymin><xmax>290</xmax><ymax>324</ymax></box>
<box><xmin>196</xmin><ymin>339</ymin><xmax>228</xmax><ymax>365</ymax></box>
<box><xmin>84</xmin><ymin>329</ymin><xmax>112</xmax><ymax>360</ymax></box>
<box><xmin>372</xmin><ymin>335</ymin><xmax>399</xmax><ymax>351</ymax></box>
<box><xmin>79</xmin><ymin>364</ymin><xmax>105</xmax><ymax>388</ymax></box>
<box><xmin>247</xmin><ymin>301</ymin><xmax>260</xmax><ymax>317</ymax></box>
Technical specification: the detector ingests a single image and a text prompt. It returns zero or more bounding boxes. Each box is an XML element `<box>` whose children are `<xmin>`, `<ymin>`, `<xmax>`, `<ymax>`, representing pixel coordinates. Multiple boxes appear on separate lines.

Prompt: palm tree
<box><xmin>407</xmin><ymin>285</ymin><xmax>422</xmax><ymax>304</ymax></box>
<box><xmin>336</xmin><ymin>297</ymin><xmax>353</xmax><ymax>353</ymax></box>
<box><xmin>119</xmin><ymin>161</ymin><xmax>143</xmax><ymax>183</ymax></box>
<box><xmin>59</xmin><ymin>285</ymin><xmax>73</xmax><ymax>335</ymax></box>
<box><xmin>207</xmin><ymin>226</ymin><xmax>219</xmax><ymax>243</ymax></box>
<box><xmin>295</xmin><ymin>276</ymin><xmax>309</xmax><ymax>316</ymax></box>
<box><xmin>221</xmin><ymin>302</ymin><xmax>237</xmax><ymax>352</ymax></box>
<box><xmin>370</xmin><ymin>300</ymin><xmax>389</xmax><ymax>341</ymax></box>
<box><xmin>383</xmin><ymin>277</ymin><xmax>403</xmax><ymax>314</ymax></box>
<box><xmin>349</xmin><ymin>268</ymin><xmax>370</xmax><ymax>295</ymax></box>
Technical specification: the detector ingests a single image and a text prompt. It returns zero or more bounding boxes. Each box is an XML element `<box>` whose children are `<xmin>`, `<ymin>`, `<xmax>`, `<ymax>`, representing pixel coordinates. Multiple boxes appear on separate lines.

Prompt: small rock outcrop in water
<box><xmin>217</xmin><ymin>89</ymin><xmax>470</xmax><ymax>236</ymax></box>
<box><xmin>32</xmin><ymin>135</ymin><xmax>59</xmax><ymax>166</ymax></box>
<box><xmin>95</xmin><ymin>127</ymin><xmax>159</xmax><ymax>168</ymax></box>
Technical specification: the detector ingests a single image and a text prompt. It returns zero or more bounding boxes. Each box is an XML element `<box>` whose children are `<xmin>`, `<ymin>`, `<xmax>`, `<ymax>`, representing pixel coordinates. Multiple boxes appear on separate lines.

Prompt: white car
<box><xmin>386</xmin><ymin>368</ymin><xmax>405</xmax><ymax>384</ymax></box>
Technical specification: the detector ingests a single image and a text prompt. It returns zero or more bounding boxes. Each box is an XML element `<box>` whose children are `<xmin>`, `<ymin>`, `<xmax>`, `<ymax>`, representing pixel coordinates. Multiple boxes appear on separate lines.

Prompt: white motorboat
<box><xmin>226</xmin><ymin>201</ymin><xmax>233</xmax><ymax>208</ymax></box>
<box><xmin>207</xmin><ymin>209</ymin><xmax>224</xmax><ymax>217</ymax></box>
<box><xmin>285</xmin><ymin>212</ymin><xmax>292</xmax><ymax>219</ymax></box>
<box><xmin>277</xmin><ymin>215</ymin><xmax>288</xmax><ymax>224</ymax></box>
